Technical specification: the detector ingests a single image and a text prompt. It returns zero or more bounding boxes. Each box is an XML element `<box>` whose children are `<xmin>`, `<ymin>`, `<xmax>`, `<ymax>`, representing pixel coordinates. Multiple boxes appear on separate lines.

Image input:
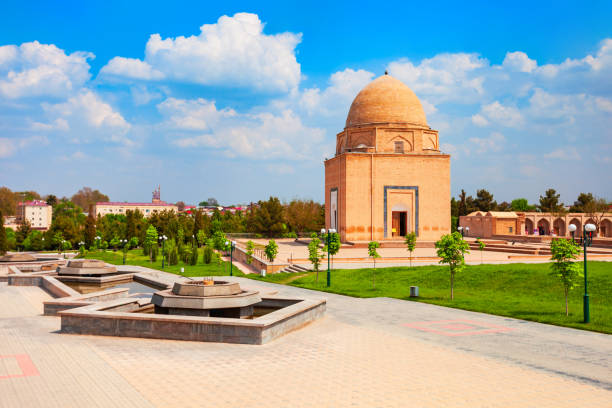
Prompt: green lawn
<box><xmin>248</xmin><ymin>262</ymin><xmax>612</xmax><ymax>334</ymax></box>
<box><xmin>82</xmin><ymin>248</ymin><xmax>244</xmax><ymax>277</ymax></box>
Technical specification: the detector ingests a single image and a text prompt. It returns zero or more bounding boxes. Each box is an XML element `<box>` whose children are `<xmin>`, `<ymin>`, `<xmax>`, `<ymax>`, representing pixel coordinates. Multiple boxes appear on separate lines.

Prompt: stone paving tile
<box><xmin>1</xmin><ymin>280</ymin><xmax>612</xmax><ymax>408</ymax></box>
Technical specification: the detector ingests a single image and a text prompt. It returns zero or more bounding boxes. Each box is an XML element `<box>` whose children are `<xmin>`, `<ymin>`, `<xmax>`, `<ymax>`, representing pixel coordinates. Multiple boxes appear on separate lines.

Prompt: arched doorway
<box><xmin>524</xmin><ymin>218</ymin><xmax>534</xmax><ymax>235</ymax></box>
<box><xmin>569</xmin><ymin>218</ymin><xmax>582</xmax><ymax>237</ymax></box>
<box><xmin>553</xmin><ymin>218</ymin><xmax>566</xmax><ymax>236</ymax></box>
<box><xmin>537</xmin><ymin>219</ymin><xmax>550</xmax><ymax>236</ymax></box>
<box><xmin>601</xmin><ymin>219</ymin><xmax>612</xmax><ymax>238</ymax></box>
<box><xmin>391</xmin><ymin>203</ymin><xmax>410</xmax><ymax>237</ymax></box>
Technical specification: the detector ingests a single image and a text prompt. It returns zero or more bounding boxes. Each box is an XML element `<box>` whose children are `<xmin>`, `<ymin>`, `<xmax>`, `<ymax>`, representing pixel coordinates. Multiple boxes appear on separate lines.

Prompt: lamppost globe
<box><xmin>585</xmin><ymin>224</ymin><xmax>596</xmax><ymax>232</ymax></box>
<box><xmin>568</xmin><ymin>224</ymin><xmax>577</xmax><ymax>232</ymax></box>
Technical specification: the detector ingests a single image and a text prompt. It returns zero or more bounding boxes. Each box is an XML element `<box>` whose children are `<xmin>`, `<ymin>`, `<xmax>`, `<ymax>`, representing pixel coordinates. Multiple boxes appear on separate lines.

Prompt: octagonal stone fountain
<box><xmin>58</xmin><ymin>259</ymin><xmax>118</xmax><ymax>276</ymax></box>
<box><xmin>152</xmin><ymin>280</ymin><xmax>262</xmax><ymax>318</ymax></box>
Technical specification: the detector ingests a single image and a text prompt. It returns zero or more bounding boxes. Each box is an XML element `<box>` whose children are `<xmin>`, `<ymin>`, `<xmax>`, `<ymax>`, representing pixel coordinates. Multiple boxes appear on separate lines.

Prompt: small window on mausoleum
<box><xmin>394</xmin><ymin>141</ymin><xmax>404</xmax><ymax>153</ymax></box>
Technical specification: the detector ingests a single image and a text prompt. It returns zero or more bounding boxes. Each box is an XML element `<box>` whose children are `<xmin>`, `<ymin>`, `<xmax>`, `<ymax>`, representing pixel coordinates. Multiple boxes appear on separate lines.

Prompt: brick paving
<box><xmin>1</xmin><ymin>278</ymin><xmax>611</xmax><ymax>407</ymax></box>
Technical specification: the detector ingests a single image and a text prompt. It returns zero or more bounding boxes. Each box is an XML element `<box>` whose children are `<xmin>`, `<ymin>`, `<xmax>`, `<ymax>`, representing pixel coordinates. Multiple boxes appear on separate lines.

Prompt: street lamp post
<box><xmin>465</xmin><ymin>226</ymin><xmax>470</xmax><ymax>237</ymax></box>
<box><xmin>458</xmin><ymin>226</ymin><xmax>464</xmax><ymax>237</ymax></box>
<box><xmin>159</xmin><ymin>235</ymin><xmax>168</xmax><ymax>268</ymax></box>
<box><xmin>229</xmin><ymin>241</ymin><xmax>236</xmax><ymax>276</ymax></box>
<box><xmin>321</xmin><ymin>228</ymin><xmax>337</xmax><ymax>288</ymax></box>
<box><xmin>583</xmin><ymin>223</ymin><xmax>596</xmax><ymax>323</ymax></box>
<box><xmin>568</xmin><ymin>223</ymin><xmax>577</xmax><ymax>243</ymax></box>
<box><xmin>95</xmin><ymin>236</ymin><xmax>101</xmax><ymax>250</ymax></box>
<box><xmin>120</xmin><ymin>239</ymin><xmax>128</xmax><ymax>264</ymax></box>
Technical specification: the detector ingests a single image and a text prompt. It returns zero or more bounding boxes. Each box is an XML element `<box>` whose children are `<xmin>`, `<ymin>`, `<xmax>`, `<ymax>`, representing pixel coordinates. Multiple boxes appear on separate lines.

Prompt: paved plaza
<box><xmin>1</xmin><ymin>274</ymin><xmax>611</xmax><ymax>408</ymax></box>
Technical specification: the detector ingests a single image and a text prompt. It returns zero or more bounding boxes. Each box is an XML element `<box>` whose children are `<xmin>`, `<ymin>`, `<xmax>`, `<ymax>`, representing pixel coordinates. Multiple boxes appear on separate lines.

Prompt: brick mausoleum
<box><xmin>324</xmin><ymin>74</ymin><xmax>450</xmax><ymax>242</ymax></box>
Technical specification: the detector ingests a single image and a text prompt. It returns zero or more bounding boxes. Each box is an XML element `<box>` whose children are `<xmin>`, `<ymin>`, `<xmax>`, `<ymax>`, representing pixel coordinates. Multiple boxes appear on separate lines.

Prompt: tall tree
<box><xmin>45</xmin><ymin>194</ymin><xmax>58</xmax><ymax>206</ymax></box>
<box><xmin>16</xmin><ymin>219</ymin><xmax>31</xmax><ymax>249</ymax></box>
<box><xmin>284</xmin><ymin>199</ymin><xmax>325</xmax><ymax>234</ymax></box>
<box><xmin>248</xmin><ymin>196</ymin><xmax>285</xmax><ymax>237</ymax></box>
<box><xmin>207</xmin><ymin>197</ymin><xmax>219</xmax><ymax>206</ymax></box>
<box><xmin>569</xmin><ymin>193</ymin><xmax>595</xmax><ymax>212</ymax></box>
<box><xmin>550</xmin><ymin>238</ymin><xmax>581</xmax><ymax>316</ymax></box>
<box><xmin>539</xmin><ymin>189</ymin><xmax>563</xmax><ymax>212</ymax></box>
<box><xmin>0</xmin><ymin>187</ymin><xmax>19</xmax><ymax>215</ymax></box>
<box><xmin>474</xmin><ymin>189</ymin><xmax>497</xmax><ymax>211</ymax></box>
<box><xmin>497</xmin><ymin>201</ymin><xmax>511</xmax><ymax>211</ymax></box>
<box><xmin>457</xmin><ymin>189</ymin><xmax>468</xmax><ymax>216</ymax></box>
<box><xmin>511</xmin><ymin>198</ymin><xmax>535</xmax><ymax>211</ymax></box>
<box><xmin>70</xmin><ymin>187</ymin><xmax>109</xmax><ymax>211</ymax></box>
<box><xmin>176</xmin><ymin>201</ymin><xmax>186</xmax><ymax>211</ymax></box>
<box><xmin>0</xmin><ymin>210</ymin><xmax>7</xmax><ymax>255</ymax></box>
<box><xmin>583</xmin><ymin>197</ymin><xmax>609</xmax><ymax>235</ymax></box>
<box><xmin>84</xmin><ymin>211</ymin><xmax>96</xmax><ymax>248</ymax></box>
<box><xmin>450</xmin><ymin>197</ymin><xmax>459</xmax><ymax>218</ymax></box>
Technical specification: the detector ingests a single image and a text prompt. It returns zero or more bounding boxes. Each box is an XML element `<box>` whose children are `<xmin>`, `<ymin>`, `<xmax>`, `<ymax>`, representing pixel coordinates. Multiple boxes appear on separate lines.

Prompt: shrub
<box><xmin>168</xmin><ymin>246</ymin><xmax>179</xmax><ymax>266</ymax></box>
<box><xmin>203</xmin><ymin>246</ymin><xmax>213</xmax><ymax>264</ymax></box>
<box><xmin>245</xmin><ymin>240</ymin><xmax>255</xmax><ymax>264</ymax></box>
<box><xmin>282</xmin><ymin>231</ymin><xmax>298</xmax><ymax>239</ymax></box>
<box><xmin>190</xmin><ymin>247</ymin><xmax>199</xmax><ymax>265</ymax></box>
<box><xmin>129</xmin><ymin>236</ymin><xmax>139</xmax><ymax>249</ymax></box>
<box><xmin>151</xmin><ymin>244</ymin><xmax>158</xmax><ymax>262</ymax></box>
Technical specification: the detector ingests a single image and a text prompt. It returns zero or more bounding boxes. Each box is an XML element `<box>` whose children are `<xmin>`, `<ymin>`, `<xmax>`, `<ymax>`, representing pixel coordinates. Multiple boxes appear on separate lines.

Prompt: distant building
<box><xmin>2</xmin><ymin>215</ymin><xmax>20</xmax><ymax>231</ymax></box>
<box><xmin>16</xmin><ymin>200</ymin><xmax>53</xmax><ymax>230</ymax></box>
<box><xmin>460</xmin><ymin>211</ymin><xmax>612</xmax><ymax>238</ymax></box>
<box><xmin>92</xmin><ymin>186</ymin><xmax>178</xmax><ymax>218</ymax></box>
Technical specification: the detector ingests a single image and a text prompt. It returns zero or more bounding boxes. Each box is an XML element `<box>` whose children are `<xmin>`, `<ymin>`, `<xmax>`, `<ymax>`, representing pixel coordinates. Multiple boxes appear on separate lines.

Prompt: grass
<box><xmin>82</xmin><ymin>248</ymin><xmax>245</xmax><ymax>277</ymax></box>
<box><xmin>248</xmin><ymin>262</ymin><xmax>612</xmax><ymax>334</ymax></box>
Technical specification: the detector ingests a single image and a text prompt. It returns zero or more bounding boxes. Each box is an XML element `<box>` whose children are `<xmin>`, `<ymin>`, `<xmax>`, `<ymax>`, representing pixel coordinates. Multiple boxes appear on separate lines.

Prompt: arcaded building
<box><xmin>324</xmin><ymin>74</ymin><xmax>450</xmax><ymax>242</ymax></box>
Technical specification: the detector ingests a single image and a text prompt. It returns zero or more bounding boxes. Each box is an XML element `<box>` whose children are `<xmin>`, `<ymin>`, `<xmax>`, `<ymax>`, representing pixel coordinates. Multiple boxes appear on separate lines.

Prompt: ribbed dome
<box><xmin>346</xmin><ymin>75</ymin><xmax>428</xmax><ymax>128</ymax></box>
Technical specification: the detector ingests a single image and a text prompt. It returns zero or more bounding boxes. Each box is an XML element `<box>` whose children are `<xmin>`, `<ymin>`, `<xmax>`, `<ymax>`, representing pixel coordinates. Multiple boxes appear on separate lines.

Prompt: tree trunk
<box><xmin>450</xmin><ymin>269</ymin><xmax>454</xmax><ymax>300</ymax></box>
<box><xmin>410</xmin><ymin>251</ymin><xmax>412</xmax><ymax>267</ymax></box>
<box><xmin>565</xmin><ymin>287</ymin><xmax>569</xmax><ymax>316</ymax></box>
<box><xmin>372</xmin><ymin>259</ymin><xmax>376</xmax><ymax>289</ymax></box>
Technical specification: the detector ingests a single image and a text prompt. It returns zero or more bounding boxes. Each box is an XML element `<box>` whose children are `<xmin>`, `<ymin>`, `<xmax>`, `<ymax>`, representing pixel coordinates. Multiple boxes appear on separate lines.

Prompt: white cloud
<box><xmin>0</xmin><ymin>135</ymin><xmax>48</xmax><ymax>158</ymax></box>
<box><xmin>0</xmin><ymin>41</ymin><xmax>93</xmax><ymax>99</ymax></box>
<box><xmin>478</xmin><ymin>101</ymin><xmax>523</xmax><ymax>127</ymax></box>
<box><xmin>160</xmin><ymin>96</ymin><xmax>325</xmax><ymax>160</ymax></box>
<box><xmin>544</xmin><ymin>147</ymin><xmax>581</xmax><ymax>160</ymax></box>
<box><xmin>503</xmin><ymin>51</ymin><xmax>537</xmax><ymax>73</ymax></box>
<box><xmin>468</xmin><ymin>132</ymin><xmax>505</xmax><ymax>153</ymax></box>
<box><xmin>299</xmin><ymin>68</ymin><xmax>374</xmax><ymax>116</ymax></box>
<box><xmin>471</xmin><ymin>113</ymin><xmax>489</xmax><ymax>127</ymax></box>
<box><xmin>388</xmin><ymin>53</ymin><xmax>487</xmax><ymax>103</ymax></box>
<box><xmin>41</xmin><ymin>90</ymin><xmax>131</xmax><ymax>144</ymax></box>
<box><xmin>100</xmin><ymin>13</ymin><xmax>302</xmax><ymax>92</ymax></box>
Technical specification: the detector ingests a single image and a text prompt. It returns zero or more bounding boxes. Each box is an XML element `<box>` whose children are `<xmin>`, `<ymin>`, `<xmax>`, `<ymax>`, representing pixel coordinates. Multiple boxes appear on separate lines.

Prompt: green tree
<box><xmin>511</xmin><ymin>198</ymin><xmax>535</xmax><ymax>212</ymax></box>
<box><xmin>549</xmin><ymin>238</ymin><xmax>581</xmax><ymax>316</ymax></box>
<box><xmin>23</xmin><ymin>230</ymin><xmax>44</xmax><ymax>251</ymax></box>
<box><xmin>0</xmin><ymin>210</ymin><xmax>7</xmax><ymax>255</ymax></box>
<box><xmin>16</xmin><ymin>219</ymin><xmax>31</xmax><ymax>249</ymax></box>
<box><xmin>476</xmin><ymin>238</ymin><xmax>486</xmax><ymax>264</ymax></box>
<box><xmin>368</xmin><ymin>241</ymin><xmax>380</xmax><ymax>289</ymax></box>
<box><xmin>245</xmin><ymin>240</ymin><xmax>255</xmax><ymax>264</ymax></box>
<box><xmin>569</xmin><ymin>193</ymin><xmax>594</xmax><ymax>212</ymax></box>
<box><xmin>324</xmin><ymin>232</ymin><xmax>341</xmax><ymax>270</ymax></box>
<box><xmin>196</xmin><ymin>229</ymin><xmax>206</xmax><ymax>248</ymax></box>
<box><xmin>264</xmin><ymin>239</ymin><xmax>279</xmax><ymax>265</ymax></box>
<box><xmin>249</xmin><ymin>197</ymin><xmax>285</xmax><ymax>237</ymax></box>
<box><xmin>45</xmin><ymin>194</ymin><xmax>58</xmax><ymax>206</ymax></box>
<box><xmin>539</xmin><ymin>189</ymin><xmax>564</xmax><ymax>212</ymax></box>
<box><xmin>404</xmin><ymin>232</ymin><xmax>417</xmax><ymax>267</ymax></box>
<box><xmin>203</xmin><ymin>245</ymin><xmax>213</xmax><ymax>264</ymax></box>
<box><xmin>435</xmin><ymin>232</ymin><xmax>470</xmax><ymax>300</ymax></box>
<box><xmin>212</xmin><ymin>230</ymin><xmax>227</xmax><ymax>251</ymax></box>
<box><xmin>308</xmin><ymin>233</ymin><xmax>323</xmax><ymax>281</ymax></box>
<box><xmin>144</xmin><ymin>225</ymin><xmax>158</xmax><ymax>261</ymax></box>
<box><xmin>84</xmin><ymin>211</ymin><xmax>96</xmax><ymax>248</ymax></box>
<box><xmin>474</xmin><ymin>189</ymin><xmax>497</xmax><ymax>211</ymax></box>
<box><xmin>110</xmin><ymin>236</ymin><xmax>120</xmax><ymax>250</ymax></box>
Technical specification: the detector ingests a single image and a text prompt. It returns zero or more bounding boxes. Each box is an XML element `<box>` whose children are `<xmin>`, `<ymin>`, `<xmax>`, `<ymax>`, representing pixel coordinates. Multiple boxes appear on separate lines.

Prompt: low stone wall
<box><xmin>60</xmin><ymin>296</ymin><xmax>326</xmax><ymax>345</ymax></box>
<box><xmin>232</xmin><ymin>245</ymin><xmax>288</xmax><ymax>274</ymax></box>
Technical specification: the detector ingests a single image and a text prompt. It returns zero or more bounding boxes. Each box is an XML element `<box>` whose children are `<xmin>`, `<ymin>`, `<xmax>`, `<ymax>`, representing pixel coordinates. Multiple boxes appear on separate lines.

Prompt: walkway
<box><xmin>1</xmin><ymin>274</ymin><xmax>611</xmax><ymax>407</ymax></box>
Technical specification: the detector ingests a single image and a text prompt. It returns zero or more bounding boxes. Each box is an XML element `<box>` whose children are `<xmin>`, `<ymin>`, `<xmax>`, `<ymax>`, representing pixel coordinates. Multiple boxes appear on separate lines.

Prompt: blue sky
<box><xmin>1</xmin><ymin>1</ymin><xmax>611</xmax><ymax>205</ymax></box>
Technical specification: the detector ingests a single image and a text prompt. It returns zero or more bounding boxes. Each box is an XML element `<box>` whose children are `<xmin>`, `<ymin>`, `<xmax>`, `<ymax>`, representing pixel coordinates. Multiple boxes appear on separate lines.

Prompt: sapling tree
<box><xmin>550</xmin><ymin>238</ymin><xmax>581</xmax><ymax>316</ymax></box>
<box><xmin>326</xmin><ymin>232</ymin><xmax>341</xmax><ymax>270</ymax></box>
<box><xmin>476</xmin><ymin>238</ymin><xmax>486</xmax><ymax>264</ymax></box>
<box><xmin>144</xmin><ymin>225</ymin><xmax>158</xmax><ymax>262</ymax></box>
<box><xmin>245</xmin><ymin>240</ymin><xmax>255</xmax><ymax>264</ymax></box>
<box><xmin>368</xmin><ymin>241</ymin><xmax>380</xmax><ymax>289</ymax></box>
<box><xmin>435</xmin><ymin>232</ymin><xmax>470</xmax><ymax>300</ymax></box>
<box><xmin>308</xmin><ymin>233</ymin><xmax>323</xmax><ymax>281</ymax></box>
<box><xmin>404</xmin><ymin>232</ymin><xmax>416</xmax><ymax>267</ymax></box>
<box><xmin>265</xmin><ymin>239</ymin><xmax>278</xmax><ymax>266</ymax></box>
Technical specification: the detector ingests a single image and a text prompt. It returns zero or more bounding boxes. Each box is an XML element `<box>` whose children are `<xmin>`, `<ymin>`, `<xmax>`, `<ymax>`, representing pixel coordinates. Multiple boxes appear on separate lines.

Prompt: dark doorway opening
<box><xmin>392</xmin><ymin>211</ymin><xmax>407</xmax><ymax>237</ymax></box>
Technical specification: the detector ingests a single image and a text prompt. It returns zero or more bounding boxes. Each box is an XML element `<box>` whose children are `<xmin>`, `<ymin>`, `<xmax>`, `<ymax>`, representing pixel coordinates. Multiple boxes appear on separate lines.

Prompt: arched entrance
<box><xmin>601</xmin><ymin>219</ymin><xmax>612</xmax><ymax>238</ymax></box>
<box><xmin>391</xmin><ymin>203</ymin><xmax>410</xmax><ymax>237</ymax></box>
<box><xmin>524</xmin><ymin>218</ymin><xmax>534</xmax><ymax>235</ymax></box>
<box><xmin>553</xmin><ymin>218</ymin><xmax>566</xmax><ymax>236</ymax></box>
<box><xmin>569</xmin><ymin>218</ymin><xmax>582</xmax><ymax>237</ymax></box>
<box><xmin>537</xmin><ymin>219</ymin><xmax>550</xmax><ymax>236</ymax></box>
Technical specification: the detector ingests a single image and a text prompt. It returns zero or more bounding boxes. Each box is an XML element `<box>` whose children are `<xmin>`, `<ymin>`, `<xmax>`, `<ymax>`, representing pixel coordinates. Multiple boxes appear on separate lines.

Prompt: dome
<box><xmin>345</xmin><ymin>74</ymin><xmax>428</xmax><ymax>128</ymax></box>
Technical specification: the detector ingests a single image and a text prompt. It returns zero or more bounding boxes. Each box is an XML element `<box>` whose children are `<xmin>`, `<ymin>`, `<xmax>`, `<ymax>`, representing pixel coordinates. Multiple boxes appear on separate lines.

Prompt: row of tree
<box><xmin>452</xmin><ymin>188</ymin><xmax>609</xmax><ymax>216</ymax></box>
<box><xmin>0</xmin><ymin>196</ymin><xmax>324</xmax><ymax>253</ymax></box>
